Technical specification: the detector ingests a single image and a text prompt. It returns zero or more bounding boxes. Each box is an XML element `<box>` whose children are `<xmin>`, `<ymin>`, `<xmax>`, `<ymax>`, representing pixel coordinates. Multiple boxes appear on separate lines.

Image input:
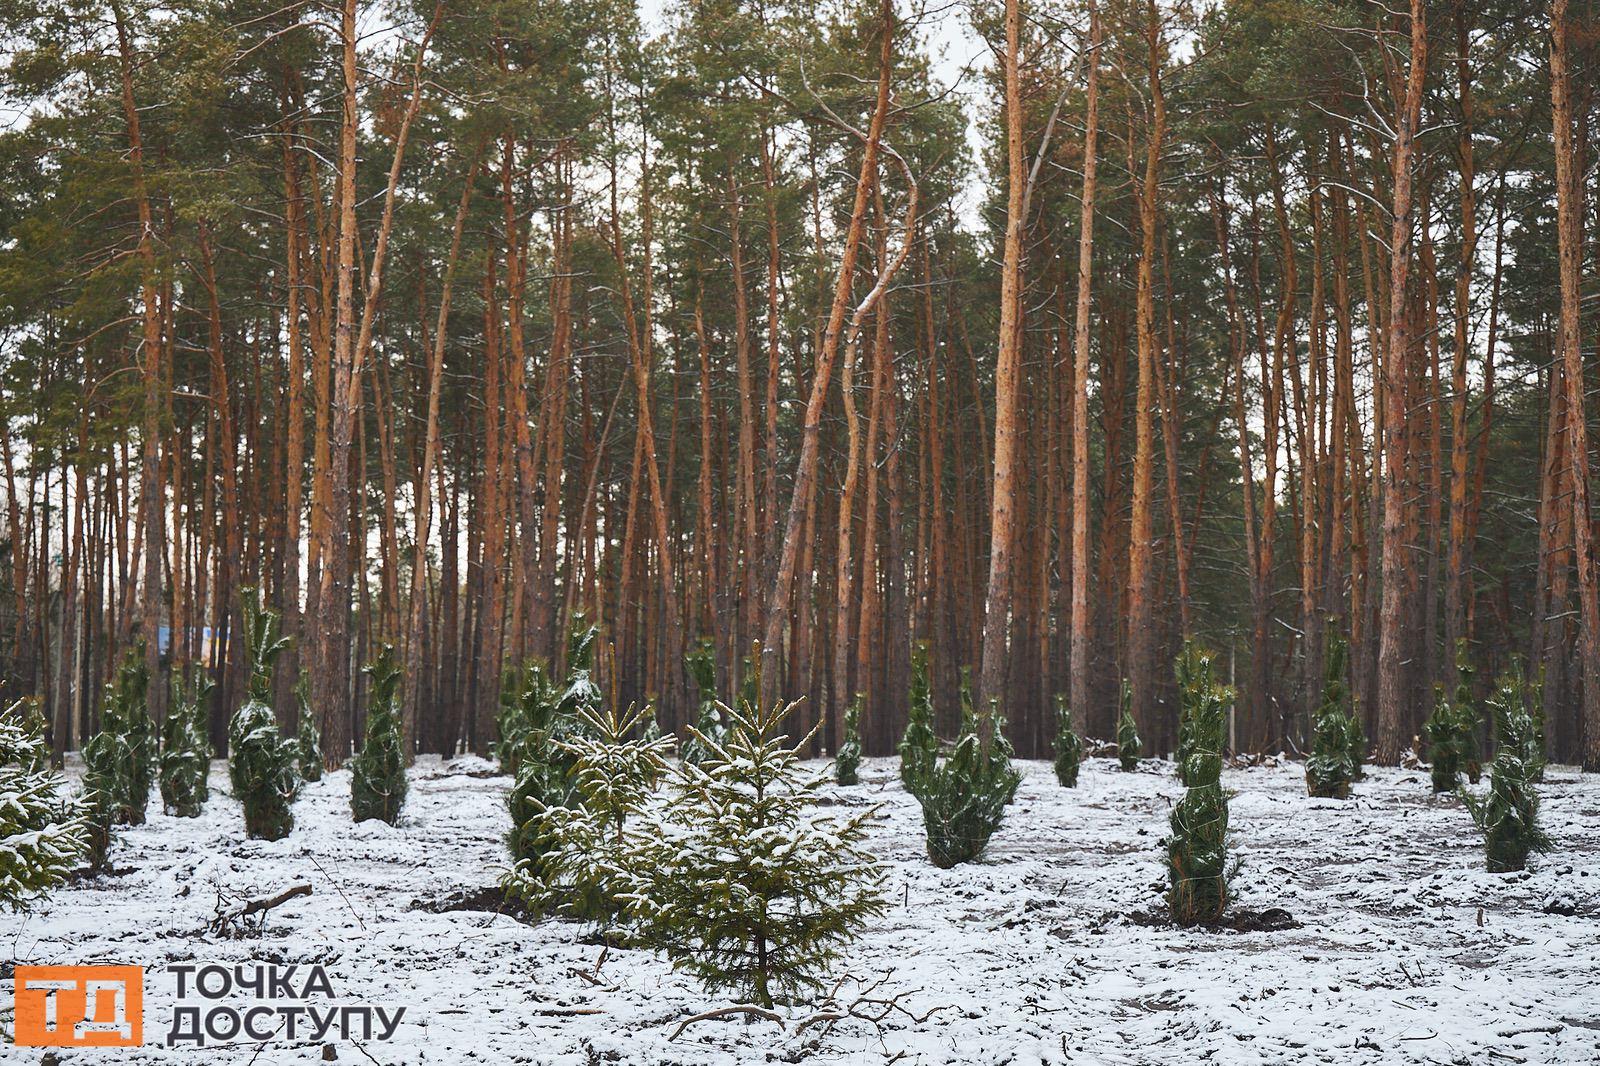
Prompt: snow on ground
<box><xmin>4</xmin><ymin>754</ymin><xmax>1598</xmax><ymax>1065</ymax></box>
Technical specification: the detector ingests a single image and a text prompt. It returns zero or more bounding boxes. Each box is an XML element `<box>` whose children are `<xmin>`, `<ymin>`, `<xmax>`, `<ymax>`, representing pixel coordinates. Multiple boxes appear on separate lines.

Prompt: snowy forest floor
<box><xmin>4</xmin><ymin>753</ymin><xmax>1598</xmax><ymax>1065</ymax></box>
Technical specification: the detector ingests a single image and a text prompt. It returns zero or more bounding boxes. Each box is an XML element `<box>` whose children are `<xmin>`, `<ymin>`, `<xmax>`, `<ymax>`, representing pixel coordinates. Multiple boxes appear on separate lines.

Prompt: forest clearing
<box><xmin>10</xmin><ymin>751</ymin><xmax>1599</xmax><ymax>1064</ymax></box>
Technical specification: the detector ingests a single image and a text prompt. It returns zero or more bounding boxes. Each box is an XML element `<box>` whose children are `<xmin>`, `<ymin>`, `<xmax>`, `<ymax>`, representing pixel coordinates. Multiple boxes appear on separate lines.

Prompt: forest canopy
<box><xmin>0</xmin><ymin>0</ymin><xmax>1597</xmax><ymax>772</ymax></box>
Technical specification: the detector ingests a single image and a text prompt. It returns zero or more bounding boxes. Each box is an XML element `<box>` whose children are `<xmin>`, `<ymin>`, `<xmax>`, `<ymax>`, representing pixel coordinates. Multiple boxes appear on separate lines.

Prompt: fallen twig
<box><xmin>669</xmin><ymin>1005</ymin><xmax>785</xmax><ymax>1040</ymax></box>
<box><xmin>209</xmin><ymin>883</ymin><xmax>312</xmax><ymax>935</ymax></box>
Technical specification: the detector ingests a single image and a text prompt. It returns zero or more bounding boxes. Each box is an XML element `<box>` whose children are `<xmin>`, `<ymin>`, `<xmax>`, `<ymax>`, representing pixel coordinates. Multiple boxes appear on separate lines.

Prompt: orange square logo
<box><xmin>12</xmin><ymin>965</ymin><xmax>144</xmax><ymax>1047</ymax></box>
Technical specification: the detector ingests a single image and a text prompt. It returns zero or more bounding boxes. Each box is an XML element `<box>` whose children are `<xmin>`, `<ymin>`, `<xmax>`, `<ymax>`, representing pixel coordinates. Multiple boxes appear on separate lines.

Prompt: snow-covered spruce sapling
<box><xmin>1466</xmin><ymin>671</ymin><xmax>1552</xmax><ymax>873</ymax></box>
<box><xmin>1175</xmin><ymin>643</ymin><xmax>1228</xmax><ymax>787</ymax></box>
<box><xmin>559</xmin><ymin>620</ymin><xmax>604</xmax><ymax>718</ymax></box>
<box><xmin>159</xmin><ymin>669</ymin><xmax>212</xmax><ymax>817</ymax></box>
<box><xmin>1488</xmin><ymin>659</ymin><xmax>1545</xmax><ymax>782</ymax></box>
<box><xmin>1166</xmin><ymin>644</ymin><xmax>1234</xmax><ymax>926</ymax></box>
<box><xmin>1117</xmin><ymin>681</ymin><xmax>1140</xmax><ymax>771</ymax></box>
<box><xmin>95</xmin><ymin>647</ymin><xmax>155</xmax><ymax>826</ymax></box>
<box><xmin>1450</xmin><ymin>641</ymin><xmax>1482</xmax><ymax>784</ymax></box>
<box><xmin>1305</xmin><ymin>632</ymin><xmax>1356</xmax><ymax>799</ymax></box>
<box><xmin>628</xmin><ymin>699</ymin><xmax>888</xmax><ymax>1008</ymax></box>
<box><xmin>681</xmin><ymin>640</ymin><xmax>726</xmax><ymax>767</ymax></box>
<box><xmin>505</xmin><ymin>634</ymin><xmax>596</xmax><ymax>866</ymax></box>
<box><xmin>351</xmin><ymin>644</ymin><xmax>407</xmax><ymax>825</ymax></box>
<box><xmin>504</xmin><ymin>702</ymin><xmax>673</xmax><ymax>928</ymax></box>
<box><xmin>1524</xmin><ymin>671</ymin><xmax>1547</xmax><ymax>784</ymax></box>
<box><xmin>496</xmin><ymin>659</ymin><xmax>551</xmax><ymax>776</ymax></box>
<box><xmin>1</xmin><ymin>702</ymin><xmax>88</xmax><ymax>909</ymax></box>
<box><xmin>899</xmin><ymin>642</ymin><xmax>939</xmax><ymax>790</ymax></box>
<box><xmin>80</xmin><ymin>707</ymin><xmax>127</xmax><ymax>870</ymax></box>
<box><xmin>1052</xmin><ymin>695</ymin><xmax>1083</xmax><ymax>787</ymax></box>
<box><xmin>835</xmin><ymin>693</ymin><xmax>863</xmax><ymax>785</ymax></box>
<box><xmin>911</xmin><ymin>696</ymin><xmax>1020</xmax><ymax>868</ymax></box>
<box><xmin>1425</xmin><ymin>684</ymin><xmax>1465</xmax><ymax>793</ymax></box>
<box><xmin>227</xmin><ymin>591</ymin><xmax>298</xmax><ymax>841</ymax></box>
<box><xmin>295</xmin><ymin>669</ymin><xmax>323</xmax><ymax>782</ymax></box>
<box><xmin>1346</xmin><ymin>696</ymin><xmax>1368</xmax><ymax>781</ymax></box>
<box><xmin>82</xmin><ymin>650</ymin><xmax>154</xmax><ymax>863</ymax></box>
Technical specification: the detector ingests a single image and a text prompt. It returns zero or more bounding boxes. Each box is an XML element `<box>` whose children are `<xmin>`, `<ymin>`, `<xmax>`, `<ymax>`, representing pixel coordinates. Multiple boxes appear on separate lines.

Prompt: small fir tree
<box><xmin>1166</xmin><ymin>644</ymin><xmax>1234</xmax><ymax>926</ymax></box>
<box><xmin>295</xmin><ymin>669</ymin><xmax>324</xmax><ymax>782</ymax></box>
<box><xmin>1525</xmin><ymin>671</ymin><xmax>1547</xmax><ymax>784</ymax></box>
<box><xmin>1052</xmin><ymin>695</ymin><xmax>1083</xmax><ymax>787</ymax></box>
<box><xmin>1425</xmin><ymin>684</ymin><xmax>1465</xmax><ymax>793</ymax></box>
<box><xmin>628</xmin><ymin>700</ymin><xmax>888</xmax><ymax>1007</ymax></box>
<box><xmin>80</xmin><ymin>711</ymin><xmax>126</xmax><ymax>870</ymax></box>
<box><xmin>835</xmin><ymin>693</ymin><xmax>863</xmax><ymax>785</ymax></box>
<box><xmin>505</xmin><ymin>637</ymin><xmax>595</xmax><ymax>866</ymax></box>
<box><xmin>1175</xmin><ymin>643</ymin><xmax>1228</xmax><ymax>787</ymax></box>
<box><xmin>504</xmin><ymin>702</ymin><xmax>673</xmax><ymax>927</ymax></box>
<box><xmin>1</xmin><ymin>702</ymin><xmax>88</xmax><ymax>909</ymax></box>
<box><xmin>227</xmin><ymin>591</ymin><xmax>298</xmax><ymax>841</ymax></box>
<box><xmin>1305</xmin><ymin>633</ymin><xmax>1355</xmax><ymax>799</ymax></box>
<box><xmin>558</xmin><ymin>620</ymin><xmax>603</xmax><ymax>718</ymax></box>
<box><xmin>1467</xmin><ymin>668</ymin><xmax>1552</xmax><ymax>873</ymax></box>
<box><xmin>351</xmin><ymin>644</ymin><xmax>408</xmax><ymax>825</ymax></box>
<box><xmin>899</xmin><ymin>643</ymin><xmax>939</xmax><ymax>789</ymax></box>
<box><xmin>508</xmin><ymin>756</ymin><xmax>570</xmax><ymax>867</ymax></box>
<box><xmin>1450</xmin><ymin>642</ymin><xmax>1482</xmax><ymax>783</ymax></box>
<box><xmin>159</xmin><ymin>669</ymin><xmax>212</xmax><ymax>817</ymax></box>
<box><xmin>1117</xmin><ymin>681</ymin><xmax>1141</xmax><ymax>771</ymax></box>
<box><xmin>910</xmin><ymin>696</ymin><xmax>1020</xmax><ymax>868</ymax></box>
<box><xmin>681</xmin><ymin>641</ymin><xmax>725</xmax><ymax>767</ymax></box>
<box><xmin>496</xmin><ymin>660</ymin><xmax>551</xmax><ymax>776</ymax></box>
<box><xmin>1346</xmin><ymin>695</ymin><xmax>1368</xmax><ymax>781</ymax></box>
<box><xmin>94</xmin><ymin>648</ymin><xmax>154</xmax><ymax>826</ymax></box>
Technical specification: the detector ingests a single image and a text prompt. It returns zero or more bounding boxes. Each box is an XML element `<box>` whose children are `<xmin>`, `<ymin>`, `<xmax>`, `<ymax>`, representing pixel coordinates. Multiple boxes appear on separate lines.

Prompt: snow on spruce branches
<box><xmin>1</xmin><ymin>701</ymin><xmax>87</xmax><ymax>910</ymax></box>
<box><xmin>629</xmin><ymin>699</ymin><xmax>887</xmax><ymax>1007</ymax></box>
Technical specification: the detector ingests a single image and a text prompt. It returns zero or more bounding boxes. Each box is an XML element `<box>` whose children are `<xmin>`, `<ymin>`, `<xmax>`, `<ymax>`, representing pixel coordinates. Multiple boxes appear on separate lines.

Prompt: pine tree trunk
<box><xmin>1068</xmin><ymin>0</ymin><xmax>1101</xmax><ymax>738</ymax></box>
<box><xmin>1550</xmin><ymin>0</ymin><xmax>1600</xmax><ymax>771</ymax></box>
<box><xmin>1376</xmin><ymin>0</ymin><xmax>1428</xmax><ymax>765</ymax></box>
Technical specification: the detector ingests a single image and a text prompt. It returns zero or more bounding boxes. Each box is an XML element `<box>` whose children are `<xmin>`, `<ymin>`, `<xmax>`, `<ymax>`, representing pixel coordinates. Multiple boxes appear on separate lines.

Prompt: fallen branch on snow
<box><xmin>209</xmin><ymin>883</ymin><xmax>312</xmax><ymax>935</ymax></box>
<box><xmin>669</xmin><ymin>1005</ymin><xmax>785</xmax><ymax>1039</ymax></box>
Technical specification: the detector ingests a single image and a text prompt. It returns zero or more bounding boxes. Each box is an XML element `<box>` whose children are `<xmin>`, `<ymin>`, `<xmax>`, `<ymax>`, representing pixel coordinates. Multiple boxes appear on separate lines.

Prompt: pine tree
<box><xmin>123</xmin><ymin>660</ymin><xmax>156</xmax><ymax>825</ymax></box>
<box><xmin>899</xmin><ymin>643</ymin><xmax>939</xmax><ymax>789</ymax></box>
<box><xmin>1467</xmin><ymin>666</ymin><xmax>1553</xmax><ymax>872</ymax></box>
<box><xmin>351</xmin><ymin>644</ymin><xmax>408</xmax><ymax>825</ymax></box>
<box><xmin>1117</xmin><ymin>681</ymin><xmax>1141</xmax><ymax>771</ymax></box>
<box><xmin>1451</xmin><ymin>641</ymin><xmax>1482</xmax><ymax>783</ymax></box>
<box><xmin>228</xmin><ymin>591</ymin><xmax>298</xmax><ymax>841</ymax></box>
<box><xmin>1305</xmin><ymin>632</ymin><xmax>1355</xmax><ymax>799</ymax></box>
<box><xmin>559</xmin><ymin>620</ymin><xmax>603</xmax><ymax>718</ymax></box>
<box><xmin>80</xmin><ymin>648</ymin><xmax>153</xmax><ymax>832</ymax></box>
<box><xmin>627</xmin><ymin>700</ymin><xmax>887</xmax><ymax>1007</ymax></box>
<box><xmin>910</xmin><ymin>694</ymin><xmax>1020</xmax><ymax>868</ymax></box>
<box><xmin>80</xmin><ymin>713</ymin><xmax>125</xmax><ymax>870</ymax></box>
<box><xmin>1175</xmin><ymin>643</ymin><xmax>1228</xmax><ymax>786</ymax></box>
<box><xmin>1347</xmin><ymin>696</ymin><xmax>1368</xmax><ymax>781</ymax></box>
<box><xmin>681</xmin><ymin>641</ymin><xmax>725</xmax><ymax>767</ymax></box>
<box><xmin>835</xmin><ymin>693</ymin><xmax>863</xmax><ymax>785</ymax></box>
<box><xmin>1525</xmin><ymin>670</ymin><xmax>1547</xmax><ymax>784</ymax></box>
<box><xmin>497</xmin><ymin>660</ymin><xmax>551</xmax><ymax>776</ymax></box>
<box><xmin>1425</xmin><ymin>684</ymin><xmax>1464</xmax><ymax>793</ymax></box>
<box><xmin>1052</xmin><ymin>694</ymin><xmax>1083</xmax><ymax>787</ymax></box>
<box><xmin>506</xmin><ymin>636</ymin><xmax>594</xmax><ymax>866</ymax></box>
<box><xmin>1</xmin><ymin>702</ymin><xmax>88</xmax><ymax>909</ymax></box>
<box><xmin>504</xmin><ymin>702</ymin><xmax>672</xmax><ymax>927</ymax></box>
<box><xmin>159</xmin><ymin>669</ymin><xmax>212</xmax><ymax>817</ymax></box>
<box><xmin>1166</xmin><ymin>644</ymin><xmax>1233</xmax><ymax>926</ymax></box>
<box><xmin>296</xmin><ymin>669</ymin><xmax>324</xmax><ymax>783</ymax></box>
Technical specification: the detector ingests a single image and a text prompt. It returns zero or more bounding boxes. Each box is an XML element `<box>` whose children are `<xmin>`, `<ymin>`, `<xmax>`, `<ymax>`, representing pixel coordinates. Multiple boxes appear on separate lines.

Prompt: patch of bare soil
<box><xmin>1124</xmin><ymin>905</ymin><xmax>1301</xmax><ymax>932</ymax></box>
